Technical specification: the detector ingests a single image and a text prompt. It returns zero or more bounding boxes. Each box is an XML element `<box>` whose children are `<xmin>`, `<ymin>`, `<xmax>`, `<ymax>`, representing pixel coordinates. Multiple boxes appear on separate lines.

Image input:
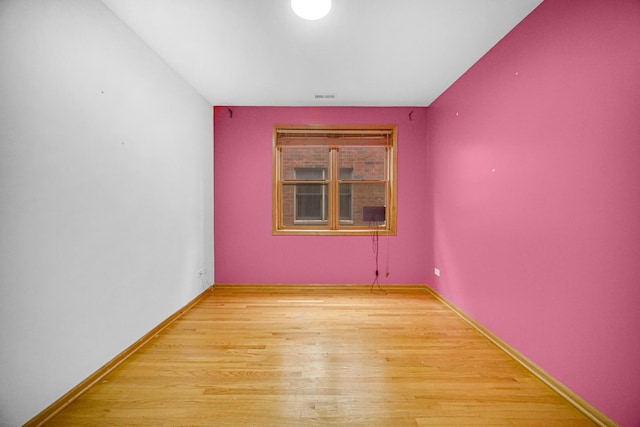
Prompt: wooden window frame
<box><xmin>272</xmin><ymin>125</ymin><xmax>397</xmax><ymax>236</ymax></box>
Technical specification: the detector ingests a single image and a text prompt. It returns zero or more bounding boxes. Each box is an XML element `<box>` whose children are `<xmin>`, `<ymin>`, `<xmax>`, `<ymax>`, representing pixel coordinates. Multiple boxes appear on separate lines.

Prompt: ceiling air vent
<box><xmin>314</xmin><ymin>93</ymin><xmax>336</xmax><ymax>100</ymax></box>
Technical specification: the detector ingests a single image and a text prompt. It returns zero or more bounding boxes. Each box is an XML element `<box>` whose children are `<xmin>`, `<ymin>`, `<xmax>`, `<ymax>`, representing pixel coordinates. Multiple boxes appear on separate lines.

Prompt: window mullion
<box><xmin>329</xmin><ymin>147</ymin><xmax>339</xmax><ymax>230</ymax></box>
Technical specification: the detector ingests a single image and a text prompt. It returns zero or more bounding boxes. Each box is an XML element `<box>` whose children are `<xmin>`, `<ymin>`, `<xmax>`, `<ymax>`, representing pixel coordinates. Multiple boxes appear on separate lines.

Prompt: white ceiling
<box><xmin>100</xmin><ymin>0</ymin><xmax>542</xmax><ymax>107</ymax></box>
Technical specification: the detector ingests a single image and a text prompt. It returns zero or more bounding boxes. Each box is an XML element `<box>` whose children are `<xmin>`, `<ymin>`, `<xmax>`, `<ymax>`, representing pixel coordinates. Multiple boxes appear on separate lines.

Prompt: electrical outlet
<box><xmin>434</xmin><ymin>268</ymin><xmax>441</xmax><ymax>277</ymax></box>
<box><xmin>197</xmin><ymin>268</ymin><xmax>209</xmax><ymax>291</ymax></box>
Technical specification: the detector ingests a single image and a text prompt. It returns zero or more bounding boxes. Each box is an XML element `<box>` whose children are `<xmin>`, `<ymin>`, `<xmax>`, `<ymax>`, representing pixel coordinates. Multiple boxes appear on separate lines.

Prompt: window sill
<box><xmin>273</xmin><ymin>228</ymin><xmax>395</xmax><ymax>236</ymax></box>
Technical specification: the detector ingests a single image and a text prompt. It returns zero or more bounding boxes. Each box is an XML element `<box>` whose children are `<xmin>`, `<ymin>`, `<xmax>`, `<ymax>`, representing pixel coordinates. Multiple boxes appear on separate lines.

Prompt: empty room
<box><xmin>1</xmin><ymin>0</ymin><xmax>639</xmax><ymax>426</ymax></box>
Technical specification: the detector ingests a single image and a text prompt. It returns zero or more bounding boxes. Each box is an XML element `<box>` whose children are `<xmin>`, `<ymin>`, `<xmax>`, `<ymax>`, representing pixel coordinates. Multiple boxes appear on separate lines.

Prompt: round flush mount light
<box><xmin>291</xmin><ymin>0</ymin><xmax>332</xmax><ymax>20</ymax></box>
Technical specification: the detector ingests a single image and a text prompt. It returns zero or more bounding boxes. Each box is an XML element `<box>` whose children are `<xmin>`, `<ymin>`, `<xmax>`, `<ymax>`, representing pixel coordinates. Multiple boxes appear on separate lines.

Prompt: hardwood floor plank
<box><xmin>44</xmin><ymin>285</ymin><xmax>597</xmax><ymax>426</ymax></box>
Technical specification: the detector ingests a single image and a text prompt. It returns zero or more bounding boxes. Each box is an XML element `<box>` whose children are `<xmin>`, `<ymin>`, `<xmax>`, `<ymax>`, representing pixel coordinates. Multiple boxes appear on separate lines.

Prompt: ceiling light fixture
<box><xmin>291</xmin><ymin>0</ymin><xmax>332</xmax><ymax>21</ymax></box>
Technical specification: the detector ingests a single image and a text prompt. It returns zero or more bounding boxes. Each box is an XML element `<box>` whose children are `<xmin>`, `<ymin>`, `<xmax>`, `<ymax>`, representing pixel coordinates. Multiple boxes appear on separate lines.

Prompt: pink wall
<box><xmin>214</xmin><ymin>107</ymin><xmax>429</xmax><ymax>285</ymax></box>
<box><xmin>427</xmin><ymin>1</ymin><xmax>640</xmax><ymax>425</ymax></box>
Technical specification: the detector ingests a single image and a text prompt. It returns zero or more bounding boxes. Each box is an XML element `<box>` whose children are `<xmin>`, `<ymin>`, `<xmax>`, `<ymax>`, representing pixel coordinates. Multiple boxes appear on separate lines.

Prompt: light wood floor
<box><xmin>46</xmin><ymin>285</ymin><xmax>596</xmax><ymax>426</ymax></box>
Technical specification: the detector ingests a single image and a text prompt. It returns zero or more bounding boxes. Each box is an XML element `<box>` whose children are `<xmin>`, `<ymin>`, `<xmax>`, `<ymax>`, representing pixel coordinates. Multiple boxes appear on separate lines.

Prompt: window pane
<box><xmin>297</xmin><ymin>193</ymin><xmax>324</xmax><ymax>220</ymax></box>
<box><xmin>339</xmin><ymin>168</ymin><xmax>353</xmax><ymax>180</ymax></box>
<box><xmin>339</xmin><ymin>183</ymin><xmax>352</xmax><ymax>222</ymax></box>
<box><xmin>282</xmin><ymin>147</ymin><xmax>329</xmax><ymax>180</ymax></box>
<box><xmin>338</xmin><ymin>147</ymin><xmax>386</xmax><ymax>180</ymax></box>
<box><xmin>296</xmin><ymin>168</ymin><xmax>325</xmax><ymax>180</ymax></box>
<box><xmin>350</xmin><ymin>183</ymin><xmax>387</xmax><ymax>226</ymax></box>
<box><xmin>282</xmin><ymin>183</ymin><xmax>328</xmax><ymax>226</ymax></box>
<box><xmin>297</xmin><ymin>183</ymin><xmax>323</xmax><ymax>195</ymax></box>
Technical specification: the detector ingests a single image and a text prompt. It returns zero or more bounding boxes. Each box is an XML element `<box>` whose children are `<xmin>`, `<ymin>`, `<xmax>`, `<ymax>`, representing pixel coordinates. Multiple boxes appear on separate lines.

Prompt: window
<box><xmin>273</xmin><ymin>125</ymin><xmax>397</xmax><ymax>235</ymax></box>
<box><xmin>294</xmin><ymin>168</ymin><xmax>327</xmax><ymax>222</ymax></box>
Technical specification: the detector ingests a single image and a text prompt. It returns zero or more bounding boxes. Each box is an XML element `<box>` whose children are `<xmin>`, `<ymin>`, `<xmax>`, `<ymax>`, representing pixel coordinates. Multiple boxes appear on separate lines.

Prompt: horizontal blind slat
<box><xmin>276</xmin><ymin>128</ymin><xmax>393</xmax><ymax>147</ymax></box>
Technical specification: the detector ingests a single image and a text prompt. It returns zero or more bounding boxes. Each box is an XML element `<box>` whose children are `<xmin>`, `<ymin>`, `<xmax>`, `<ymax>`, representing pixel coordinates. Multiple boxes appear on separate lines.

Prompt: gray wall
<box><xmin>0</xmin><ymin>1</ymin><xmax>213</xmax><ymax>424</ymax></box>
